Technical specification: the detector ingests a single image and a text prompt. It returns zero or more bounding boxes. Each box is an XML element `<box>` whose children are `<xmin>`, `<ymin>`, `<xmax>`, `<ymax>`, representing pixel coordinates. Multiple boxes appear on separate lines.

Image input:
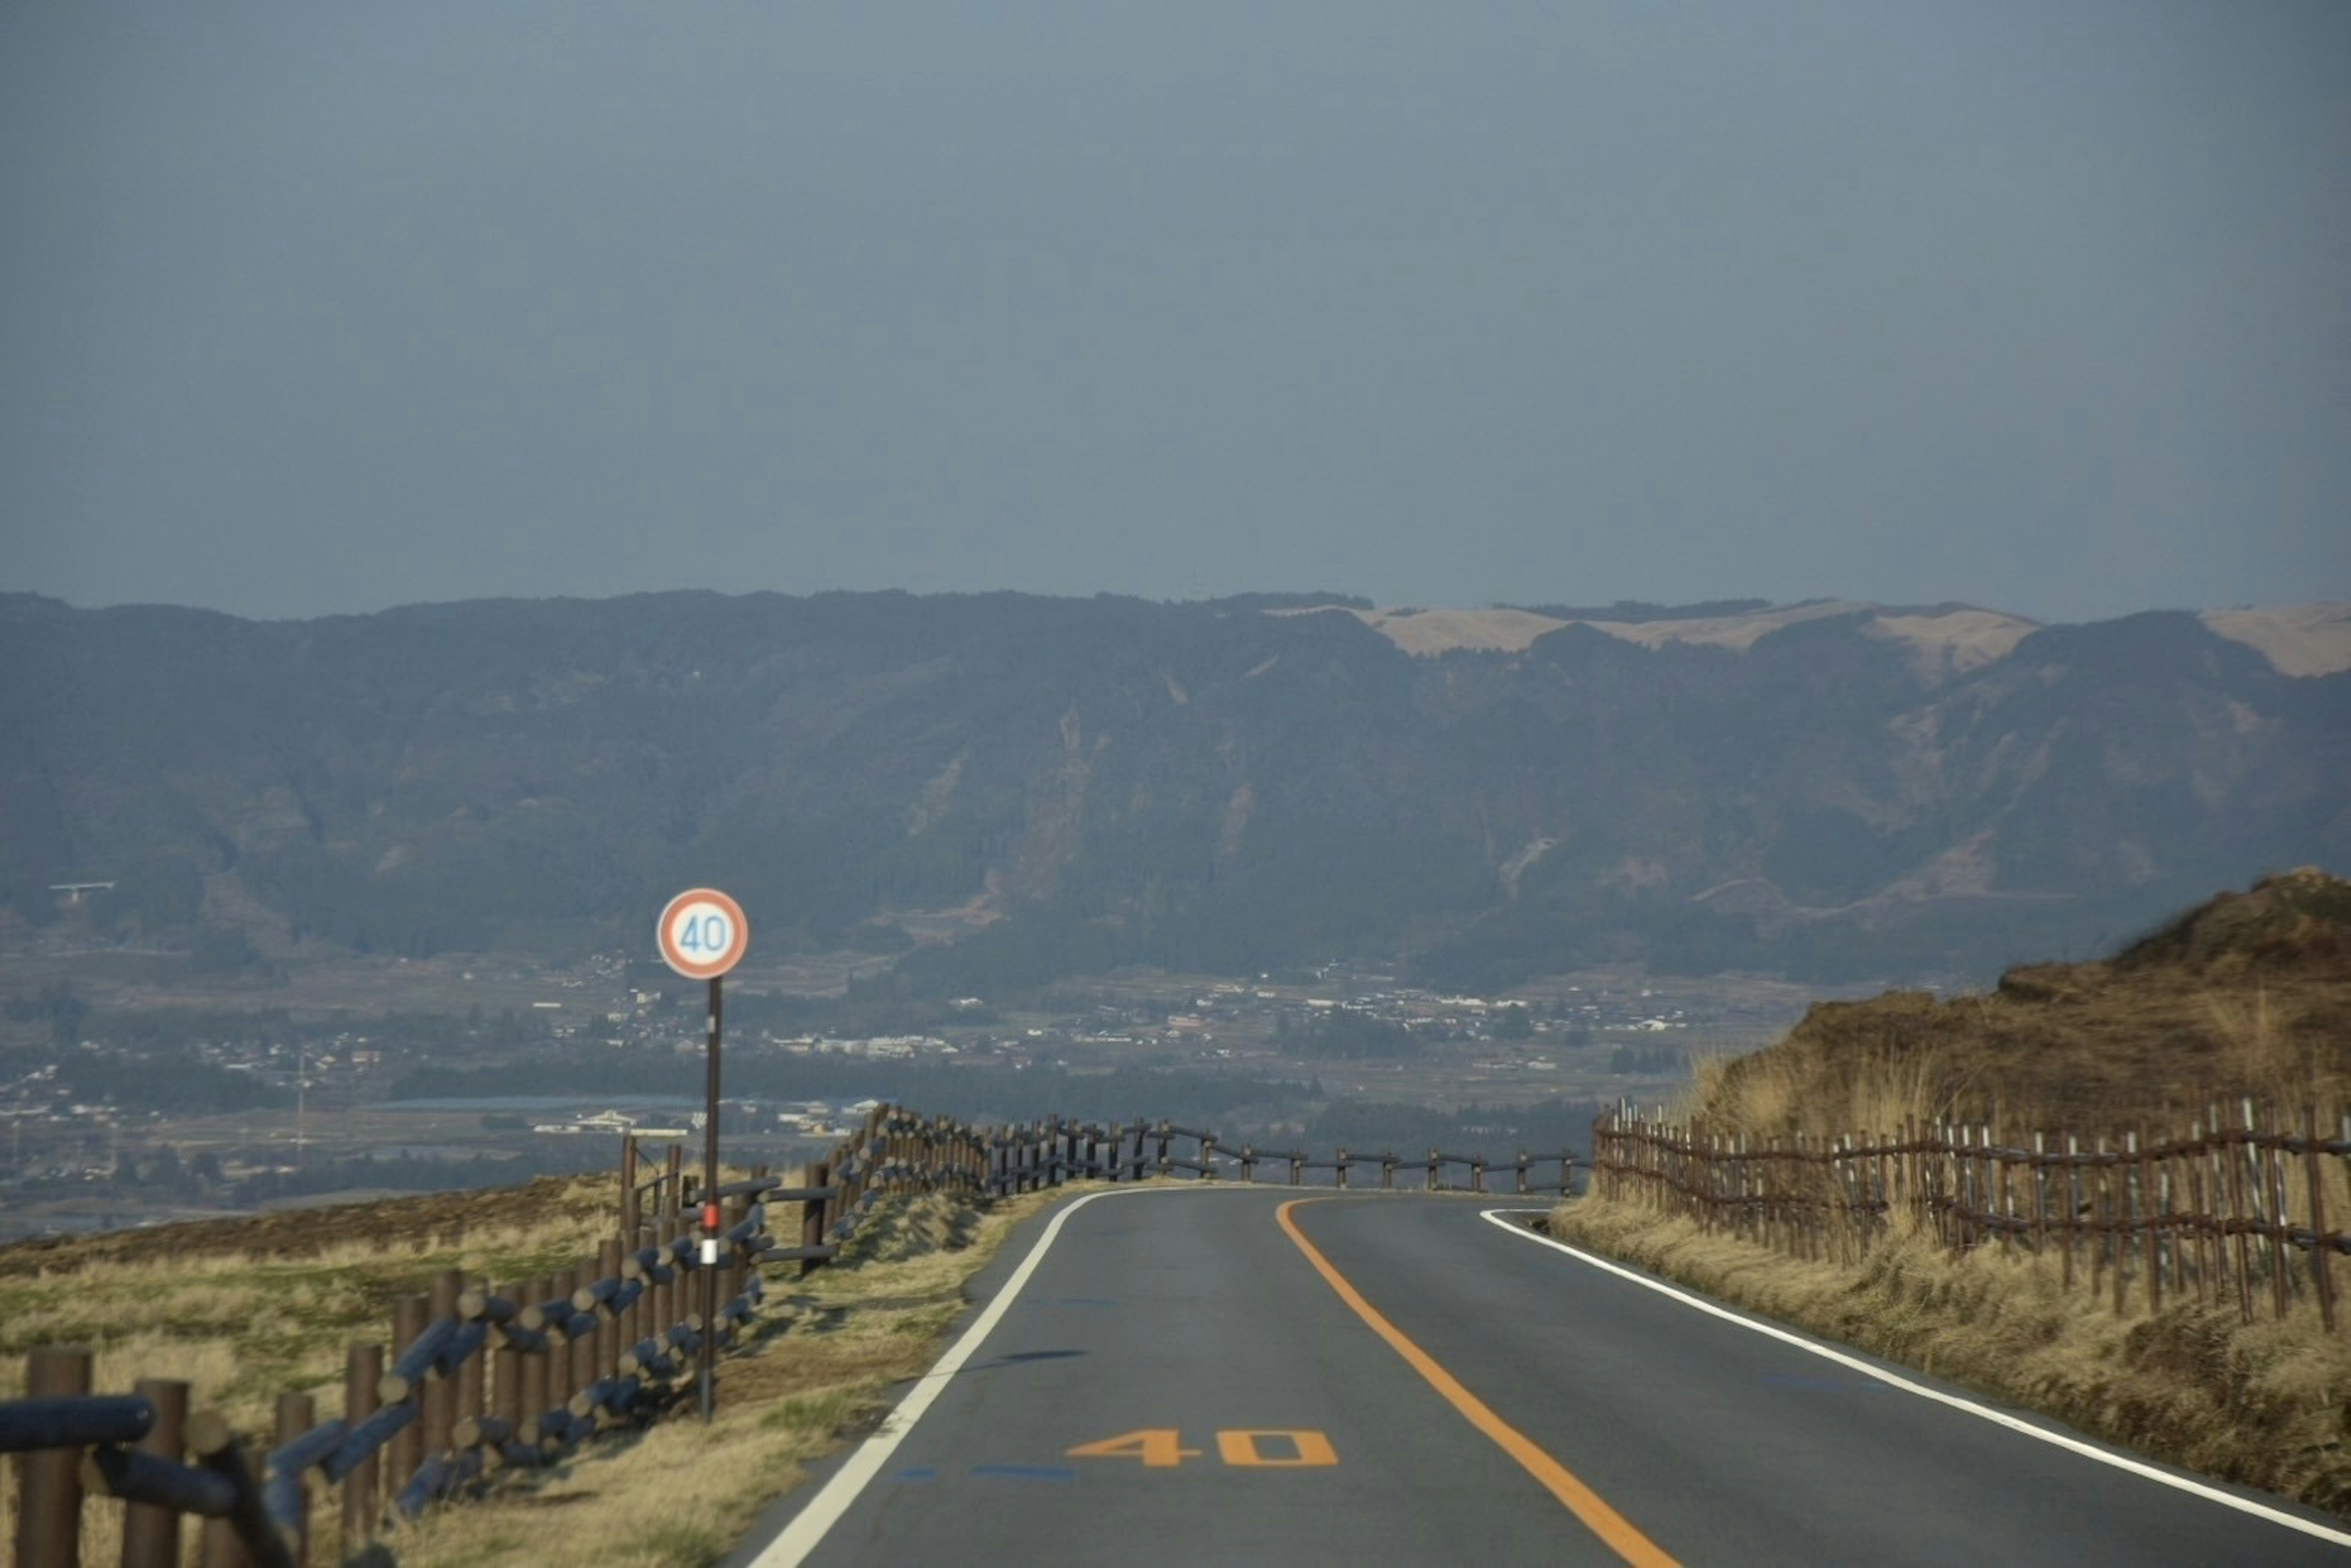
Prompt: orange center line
<box><xmin>1275</xmin><ymin>1198</ymin><xmax>1680</xmax><ymax>1568</ymax></box>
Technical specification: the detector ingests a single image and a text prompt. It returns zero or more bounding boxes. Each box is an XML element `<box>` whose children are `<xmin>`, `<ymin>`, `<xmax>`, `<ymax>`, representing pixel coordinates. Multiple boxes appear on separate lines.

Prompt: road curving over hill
<box><xmin>732</xmin><ymin>1187</ymin><xmax>2351</xmax><ymax>1566</ymax></box>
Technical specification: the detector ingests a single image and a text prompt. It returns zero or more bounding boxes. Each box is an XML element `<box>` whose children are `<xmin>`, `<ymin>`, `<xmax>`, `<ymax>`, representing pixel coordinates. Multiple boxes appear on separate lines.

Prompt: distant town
<box><xmin>0</xmin><ymin>919</ymin><xmax>1877</xmax><ymax>1242</ymax></box>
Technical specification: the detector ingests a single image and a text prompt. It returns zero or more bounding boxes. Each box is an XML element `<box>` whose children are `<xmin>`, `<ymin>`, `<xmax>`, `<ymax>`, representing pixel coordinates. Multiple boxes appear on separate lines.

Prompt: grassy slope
<box><xmin>0</xmin><ymin>1174</ymin><xmax>1086</xmax><ymax>1566</ymax></box>
<box><xmin>1555</xmin><ymin>869</ymin><xmax>2351</xmax><ymax>1517</ymax></box>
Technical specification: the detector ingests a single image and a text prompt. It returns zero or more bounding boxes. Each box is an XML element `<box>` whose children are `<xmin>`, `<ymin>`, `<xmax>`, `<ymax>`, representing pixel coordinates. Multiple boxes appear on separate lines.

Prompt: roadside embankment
<box><xmin>1548</xmin><ymin>1194</ymin><xmax>2351</xmax><ymax>1517</ymax></box>
<box><xmin>1551</xmin><ymin>870</ymin><xmax>2351</xmax><ymax>1518</ymax></box>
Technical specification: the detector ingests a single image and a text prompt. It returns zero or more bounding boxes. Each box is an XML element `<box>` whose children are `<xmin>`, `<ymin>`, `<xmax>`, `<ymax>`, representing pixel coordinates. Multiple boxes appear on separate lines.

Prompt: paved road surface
<box><xmin>734</xmin><ymin>1187</ymin><xmax>2350</xmax><ymax>1566</ymax></box>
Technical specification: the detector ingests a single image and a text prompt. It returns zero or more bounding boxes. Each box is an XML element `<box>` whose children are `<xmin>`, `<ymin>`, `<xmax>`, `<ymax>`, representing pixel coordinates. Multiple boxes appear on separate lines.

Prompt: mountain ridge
<box><xmin>2</xmin><ymin>590</ymin><xmax>2344</xmax><ymax>989</ymax></box>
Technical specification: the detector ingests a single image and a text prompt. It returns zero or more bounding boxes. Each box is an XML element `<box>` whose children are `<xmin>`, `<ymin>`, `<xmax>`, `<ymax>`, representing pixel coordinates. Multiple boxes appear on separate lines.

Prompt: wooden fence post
<box><xmin>2232</xmin><ymin>1100</ymin><xmax>2257</xmax><ymax>1322</ymax></box>
<box><xmin>195</xmin><ymin>1414</ymin><xmax>258</xmax><ymax>1568</ymax></box>
<box><xmin>2264</xmin><ymin>1101</ymin><xmax>2293</xmax><ymax>1321</ymax></box>
<box><xmin>387</xmin><ymin>1295</ymin><xmax>427</xmax><ymax>1490</ymax></box>
<box><xmin>620</xmin><ymin>1134</ymin><xmax>640</xmax><ymax>1235</ymax></box>
<box><xmin>2308</xmin><ymin>1105</ymin><xmax>2336</xmax><ymax>1331</ymax></box>
<box><xmin>547</xmin><ymin>1268</ymin><xmax>578</xmax><ymax>1410</ymax></box>
<box><xmin>341</xmin><ymin>1344</ymin><xmax>380</xmax><ymax>1550</ymax></box>
<box><xmin>568</xmin><ymin>1255</ymin><xmax>598</xmax><ymax>1404</ymax></box>
<box><xmin>424</xmin><ymin>1270</ymin><xmax>462</xmax><ymax>1465</ymax></box>
<box><xmin>275</xmin><ymin>1390</ymin><xmax>313</xmax><ymax>1564</ymax></box>
<box><xmin>15</xmin><ymin>1346</ymin><xmax>91</xmax><ymax>1568</ymax></box>
<box><xmin>519</xmin><ymin>1277</ymin><xmax>552</xmax><ymax>1442</ymax></box>
<box><xmin>119</xmin><ymin>1374</ymin><xmax>191</xmax><ymax>1568</ymax></box>
<box><xmin>802</xmin><ymin>1160</ymin><xmax>831</xmax><ymax>1277</ymax></box>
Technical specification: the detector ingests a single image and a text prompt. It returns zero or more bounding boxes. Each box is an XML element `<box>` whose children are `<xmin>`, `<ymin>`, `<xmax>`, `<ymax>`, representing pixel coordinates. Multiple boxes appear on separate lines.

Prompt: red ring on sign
<box><xmin>657</xmin><ymin>887</ymin><xmax>750</xmax><ymax>980</ymax></box>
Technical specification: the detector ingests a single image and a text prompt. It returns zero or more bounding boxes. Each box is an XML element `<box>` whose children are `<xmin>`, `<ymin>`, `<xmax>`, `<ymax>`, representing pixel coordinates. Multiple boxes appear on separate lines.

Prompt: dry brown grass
<box><xmin>0</xmin><ymin>1173</ymin><xmax>1092</xmax><ymax>1566</ymax></box>
<box><xmin>1550</xmin><ymin>1193</ymin><xmax>2351</xmax><ymax>1517</ymax></box>
<box><xmin>1708</xmin><ymin>972</ymin><xmax>2350</xmax><ymax>1138</ymax></box>
<box><xmin>372</xmin><ymin>1185</ymin><xmax>1082</xmax><ymax>1568</ymax></box>
<box><xmin>0</xmin><ymin>1176</ymin><xmax>620</xmax><ymax>1428</ymax></box>
<box><xmin>1569</xmin><ymin>874</ymin><xmax>2351</xmax><ymax>1519</ymax></box>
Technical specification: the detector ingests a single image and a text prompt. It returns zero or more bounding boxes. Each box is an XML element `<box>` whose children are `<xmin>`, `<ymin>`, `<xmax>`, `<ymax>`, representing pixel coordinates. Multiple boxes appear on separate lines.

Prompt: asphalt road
<box><xmin>736</xmin><ymin>1186</ymin><xmax>2351</xmax><ymax>1566</ymax></box>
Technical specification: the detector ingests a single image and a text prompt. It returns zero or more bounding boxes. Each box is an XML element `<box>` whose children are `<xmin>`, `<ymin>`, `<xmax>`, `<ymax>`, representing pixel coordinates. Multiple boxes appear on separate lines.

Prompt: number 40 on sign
<box><xmin>658</xmin><ymin>888</ymin><xmax>749</xmax><ymax>980</ymax></box>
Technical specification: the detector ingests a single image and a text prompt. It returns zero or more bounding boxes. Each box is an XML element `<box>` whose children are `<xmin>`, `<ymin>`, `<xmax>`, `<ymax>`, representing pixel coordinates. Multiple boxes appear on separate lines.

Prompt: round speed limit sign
<box><xmin>657</xmin><ymin>887</ymin><xmax>749</xmax><ymax>980</ymax></box>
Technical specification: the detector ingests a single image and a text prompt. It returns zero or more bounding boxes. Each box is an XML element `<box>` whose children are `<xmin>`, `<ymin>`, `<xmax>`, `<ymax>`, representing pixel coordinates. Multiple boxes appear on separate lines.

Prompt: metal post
<box><xmin>700</xmin><ymin>973</ymin><xmax>722</xmax><ymax>1423</ymax></box>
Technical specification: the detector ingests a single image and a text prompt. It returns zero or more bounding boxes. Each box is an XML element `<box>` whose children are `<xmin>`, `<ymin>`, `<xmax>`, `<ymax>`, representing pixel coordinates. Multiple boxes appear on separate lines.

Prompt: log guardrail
<box><xmin>5</xmin><ymin>1103</ymin><xmax>1580</xmax><ymax>1564</ymax></box>
<box><xmin>1591</xmin><ymin>1097</ymin><xmax>2350</xmax><ymax>1329</ymax></box>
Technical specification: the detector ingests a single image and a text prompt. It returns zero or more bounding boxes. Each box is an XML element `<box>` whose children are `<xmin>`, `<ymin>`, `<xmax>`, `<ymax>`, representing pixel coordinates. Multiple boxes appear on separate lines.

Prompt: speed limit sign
<box><xmin>657</xmin><ymin>887</ymin><xmax>749</xmax><ymax>980</ymax></box>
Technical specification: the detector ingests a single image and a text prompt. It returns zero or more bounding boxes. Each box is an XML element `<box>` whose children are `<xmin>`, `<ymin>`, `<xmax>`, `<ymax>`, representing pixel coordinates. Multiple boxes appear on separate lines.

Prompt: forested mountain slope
<box><xmin>4</xmin><ymin>590</ymin><xmax>2344</xmax><ymax>987</ymax></box>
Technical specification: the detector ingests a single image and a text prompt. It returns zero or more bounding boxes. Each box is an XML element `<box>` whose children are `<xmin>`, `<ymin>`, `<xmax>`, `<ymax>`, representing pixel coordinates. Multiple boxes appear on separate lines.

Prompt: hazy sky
<box><xmin>5</xmin><ymin>1</ymin><xmax>2345</xmax><ymax>623</ymax></box>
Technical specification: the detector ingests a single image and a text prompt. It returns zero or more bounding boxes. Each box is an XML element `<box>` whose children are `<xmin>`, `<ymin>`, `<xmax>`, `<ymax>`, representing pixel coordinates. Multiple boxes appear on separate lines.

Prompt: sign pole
<box><xmin>656</xmin><ymin>885</ymin><xmax>748</xmax><ymax>1427</ymax></box>
<box><xmin>700</xmin><ymin>972</ymin><xmax>722</xmax><ymax>1424</ymax></box>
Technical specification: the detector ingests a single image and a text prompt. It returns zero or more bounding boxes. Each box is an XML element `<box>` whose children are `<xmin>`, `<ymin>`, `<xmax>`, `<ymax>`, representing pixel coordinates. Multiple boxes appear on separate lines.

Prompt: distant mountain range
<box><xmin>2</xmin><ymin>590</ymin><xmax>2345</xmax><ymax>989</ymax></box>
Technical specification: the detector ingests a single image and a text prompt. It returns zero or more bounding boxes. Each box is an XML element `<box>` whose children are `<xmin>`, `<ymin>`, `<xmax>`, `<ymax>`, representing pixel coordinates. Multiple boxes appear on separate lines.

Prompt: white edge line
<box><xmin>1476</xmin><ymin>1207</ymin><xmax>2351</xmax><ymax>1549</ymax></box>
<box><xmin>750</xmin><ymin>1184</ymin><xmax>1185</xmax><ymax>1566</ymax></box>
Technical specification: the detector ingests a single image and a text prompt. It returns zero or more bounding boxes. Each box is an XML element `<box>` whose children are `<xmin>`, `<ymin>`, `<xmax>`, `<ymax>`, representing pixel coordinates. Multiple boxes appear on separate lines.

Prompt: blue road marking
<box><xmin>892</xmin><ymin>1467</ymin><xmax>937</xmax><ymax>1483</ymax></box>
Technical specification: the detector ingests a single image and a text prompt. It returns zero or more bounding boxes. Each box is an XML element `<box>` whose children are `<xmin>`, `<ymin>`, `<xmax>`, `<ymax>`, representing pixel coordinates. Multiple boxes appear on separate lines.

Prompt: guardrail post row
<box><xmin>15</xmin><ymin>1345</ymin><xmax>93</xmax><ymax>1568</ymax></box>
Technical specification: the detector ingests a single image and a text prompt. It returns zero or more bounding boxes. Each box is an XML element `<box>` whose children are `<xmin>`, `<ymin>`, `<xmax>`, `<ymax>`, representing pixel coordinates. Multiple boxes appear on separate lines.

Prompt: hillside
<box><xmin>1697</xmin><ymin>868</ymin><xmax>2351</xmax><ymax>1134</ymax></box>
<box><xmin>4</xmin><ymin>590</ymin><xmax>2347</xmax><ymax>991</ymax></box>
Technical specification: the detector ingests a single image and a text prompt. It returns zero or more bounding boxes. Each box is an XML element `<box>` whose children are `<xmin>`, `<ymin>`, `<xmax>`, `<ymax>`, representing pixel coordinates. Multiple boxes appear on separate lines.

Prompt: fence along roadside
<box><xmin>1591</xmin><ymin>1097</ymin><xmax>2349</xmax><ymax>1328</ymax></box>
<box><xmin>4</xmin><ymin>1106</ymin><xmax>1581</xmax><ymax>1566</ymax></box>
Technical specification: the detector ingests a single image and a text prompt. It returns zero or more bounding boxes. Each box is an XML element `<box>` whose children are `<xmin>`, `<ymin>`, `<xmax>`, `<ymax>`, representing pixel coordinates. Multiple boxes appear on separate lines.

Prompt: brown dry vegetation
<box><xmin>1694</xmin><ymin>868</ymin><xmax>2351</xmax><ymax>1137</ymax></box>
<box><xmin>1558</xmin><ymin>869</ymin><xmax>2351</xmax><ymax>1517</ymax></box>
<box><xmin>1547</xmin><ymin>1199</ymin><xmax>2351</xmax><ymax>1516</ymax></box>
<box><xmin>0</xmin><ymin>1169</ymin><xmax>1083</xmax><ymax>1566</ymax></box>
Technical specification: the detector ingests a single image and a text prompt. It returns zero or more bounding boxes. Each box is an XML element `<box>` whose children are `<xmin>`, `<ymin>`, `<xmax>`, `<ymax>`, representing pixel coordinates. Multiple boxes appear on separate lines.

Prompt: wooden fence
<box><xmin>970</xmin><ymin>1114</ymin><xmax>1579</xmax><ymax>1198</ymax></box>
<box><xmin>1591</xmin><ymin>1098</ymin><xmax>2351</xmax><ymax>1329</ymax></box>
<box><xmin>4</xmin><ymin>1105</ymin><xmax>1580</xmax><ymax>1566</ymax></box>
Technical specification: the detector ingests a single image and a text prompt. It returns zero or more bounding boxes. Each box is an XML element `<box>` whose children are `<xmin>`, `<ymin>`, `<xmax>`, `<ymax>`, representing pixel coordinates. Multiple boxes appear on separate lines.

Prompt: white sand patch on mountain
<box><xmin>1863</xmin><ymin>609</ymin><xmax>2039</xmax><ymax>681</ymax></box>
<box><xmin>2202</xmin><ymin>604</ymin><xmax>2351</xmax><ymax>677</ymax></box>
<box><xmin>1572</xmin><ymin>599</ymin><xmax>1871</xmax><ymax>651</ymax></box>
